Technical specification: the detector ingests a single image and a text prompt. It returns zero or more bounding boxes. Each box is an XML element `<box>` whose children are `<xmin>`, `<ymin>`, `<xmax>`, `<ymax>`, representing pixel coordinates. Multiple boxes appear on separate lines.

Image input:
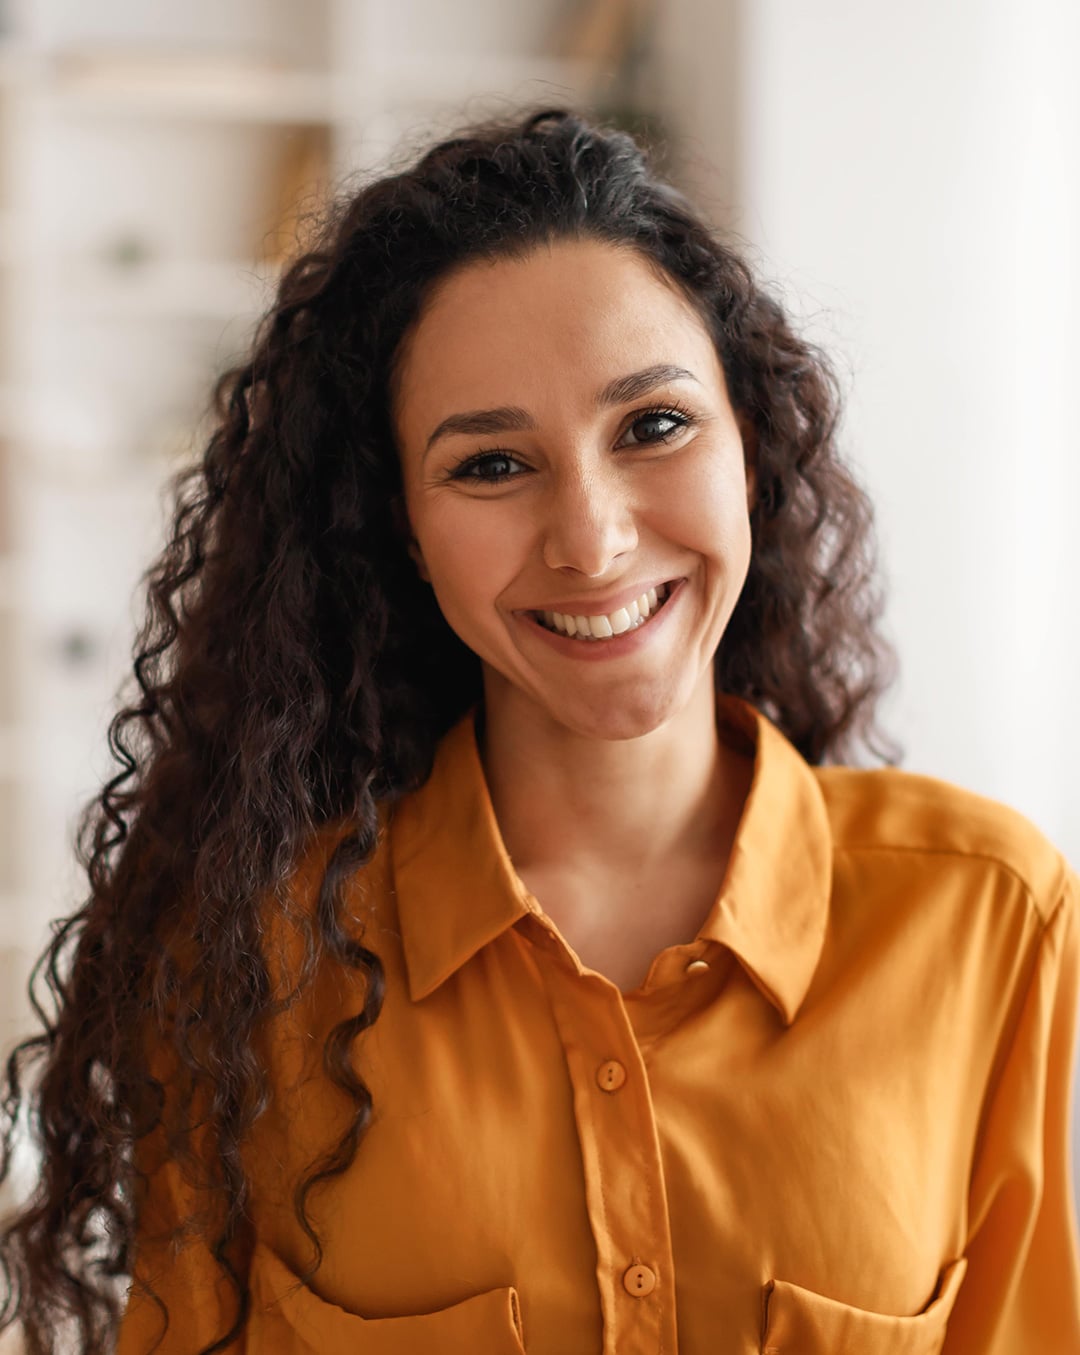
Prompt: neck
<box><xmin>476</xmin><ymin>672</ymin><xmax>750</xmax><ymax>881</ymax></box>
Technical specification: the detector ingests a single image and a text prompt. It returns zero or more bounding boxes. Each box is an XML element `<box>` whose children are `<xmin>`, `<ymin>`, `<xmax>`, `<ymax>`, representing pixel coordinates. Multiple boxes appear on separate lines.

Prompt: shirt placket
<box><xmin>521</xmin><ymin>913</ymin><xmax>680</xmax><ymax>1355</ymax></box>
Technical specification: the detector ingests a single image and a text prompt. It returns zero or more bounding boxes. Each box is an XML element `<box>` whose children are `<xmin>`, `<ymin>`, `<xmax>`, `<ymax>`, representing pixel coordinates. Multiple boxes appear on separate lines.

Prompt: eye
<box><xmin>446</xmin><ymin>450</ymin><xmax>527</xmax><ymax>484</ymax></box>
<box><xmin>444</xmin><ymin>402</ymin><xmax>696</xmax><ymax>485</ymax></box>
<box><xmin>619</xmin><ymin>404</ymin><xmax>695</xmax><ymax>447</ymax></box>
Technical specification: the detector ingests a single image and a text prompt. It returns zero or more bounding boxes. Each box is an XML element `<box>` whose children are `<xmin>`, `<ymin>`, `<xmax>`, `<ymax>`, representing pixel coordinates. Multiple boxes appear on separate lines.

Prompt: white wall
<box><xmin>728</xmin><ymin>0</ymin><xmax>1080</xmax><ymax>1218</ymax></box>
<box><xmin>734</xmin><ymin>0</ymin><xmax>1080</xmax><ymax>865</ymax></box>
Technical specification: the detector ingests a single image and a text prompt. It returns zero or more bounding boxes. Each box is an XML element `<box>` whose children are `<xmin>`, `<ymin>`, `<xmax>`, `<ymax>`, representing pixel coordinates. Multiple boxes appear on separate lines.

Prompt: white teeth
<box><xmin>535</xmin><ymin>581</ymin><xmax>673</xmax><ymax>640</ymax></box>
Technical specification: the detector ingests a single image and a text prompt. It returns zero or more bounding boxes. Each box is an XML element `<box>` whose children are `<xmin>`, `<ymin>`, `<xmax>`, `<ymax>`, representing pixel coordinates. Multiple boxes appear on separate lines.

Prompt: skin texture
<box><xmin>392</xmin><ymin>238</ymin><xmax>756</xmax><ymax>979</ymax></box>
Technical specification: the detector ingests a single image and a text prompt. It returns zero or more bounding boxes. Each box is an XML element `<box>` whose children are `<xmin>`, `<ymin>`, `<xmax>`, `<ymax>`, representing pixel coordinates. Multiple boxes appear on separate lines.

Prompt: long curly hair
<box><xmin>0</xmin><ymin>106</ymin><xmax>896</xmax><ymax>1353</ymax></box>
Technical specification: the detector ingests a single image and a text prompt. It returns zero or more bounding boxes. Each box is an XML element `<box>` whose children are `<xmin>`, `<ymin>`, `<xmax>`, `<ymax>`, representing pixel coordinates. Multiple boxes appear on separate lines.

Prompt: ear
<box><xmin>391</xmin><ymin>495</ymin><xmax>431</xmax><ymax>583</ymax></box>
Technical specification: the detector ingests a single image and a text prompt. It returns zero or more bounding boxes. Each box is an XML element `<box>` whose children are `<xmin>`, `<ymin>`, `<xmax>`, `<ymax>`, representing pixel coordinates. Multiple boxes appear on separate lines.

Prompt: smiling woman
<box><xmin>0</xmin><ymin>108</ymin><xmax>1077</xmax><ymax>1355</ymax></box>
<box><xmin>392</xmin><ymin>238</ymin><xmax>754</xmax><ymax>749</ymax></box>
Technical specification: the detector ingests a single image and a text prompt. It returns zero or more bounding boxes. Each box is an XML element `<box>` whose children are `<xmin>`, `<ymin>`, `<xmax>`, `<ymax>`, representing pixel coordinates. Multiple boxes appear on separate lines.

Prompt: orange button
<box><xmin>596</xmin><ymin>1060</ymin><xmax>627</xmax><ymax>1092</ymax></box>
<box><xmin>623</xmin><ymin>1263</ymin><xmax>657</xmax><ymax>1297</ymax></box>
<box><xmin>686</xmin><ymin>958</ymin><xmax>710</xmax><ymax>973</ymax></box>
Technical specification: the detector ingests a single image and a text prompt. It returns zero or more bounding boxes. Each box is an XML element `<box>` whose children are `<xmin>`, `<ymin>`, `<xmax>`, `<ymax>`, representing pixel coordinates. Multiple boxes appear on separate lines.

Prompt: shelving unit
<box><xmin>0</xmin><ymin>0</ymin><xmax>602</xmax><ymax>1054</ymax></box>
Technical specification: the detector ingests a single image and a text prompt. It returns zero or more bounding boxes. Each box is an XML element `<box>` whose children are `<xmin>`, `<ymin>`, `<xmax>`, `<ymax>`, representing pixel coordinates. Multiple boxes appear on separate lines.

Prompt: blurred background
<box><xmin>0</xmin><ymin>0</ymin><xmax>1076</xmax><ymax>1214</ymax></box>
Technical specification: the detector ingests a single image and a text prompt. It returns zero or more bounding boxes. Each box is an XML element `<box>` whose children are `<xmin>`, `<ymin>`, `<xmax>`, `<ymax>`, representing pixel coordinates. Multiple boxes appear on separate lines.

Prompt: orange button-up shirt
<box><xmin>119</xmin><ymin>698</ymin><xmax>1080</xmax><ymax>1354</ymax></box>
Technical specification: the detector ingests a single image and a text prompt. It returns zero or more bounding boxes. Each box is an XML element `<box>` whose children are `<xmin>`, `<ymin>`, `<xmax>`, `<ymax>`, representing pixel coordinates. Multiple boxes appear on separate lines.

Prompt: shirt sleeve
<box><xmin>944</xmin><ymin>863</ymin><xmax>1080</xmax><ymax>1352</ymax></box>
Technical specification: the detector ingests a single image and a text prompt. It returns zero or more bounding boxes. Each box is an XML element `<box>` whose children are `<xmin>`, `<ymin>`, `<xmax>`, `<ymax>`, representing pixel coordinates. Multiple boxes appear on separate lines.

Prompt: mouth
<box><xmin>528</xmin><ymin>579</ymin><xmax>679</xmax><ymax>641</ymax></box>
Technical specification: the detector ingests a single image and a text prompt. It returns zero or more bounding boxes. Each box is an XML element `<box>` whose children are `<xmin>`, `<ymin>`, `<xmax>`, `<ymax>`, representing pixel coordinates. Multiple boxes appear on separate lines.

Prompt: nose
<box><xmin>540</xmin><ymin>464</ymin><xmax>639</xmax><ymax>577</ymax></box>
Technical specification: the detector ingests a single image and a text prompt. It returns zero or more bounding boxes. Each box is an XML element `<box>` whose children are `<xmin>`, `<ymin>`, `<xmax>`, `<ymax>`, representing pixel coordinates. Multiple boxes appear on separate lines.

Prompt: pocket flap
<box><xmin>249</xmin><ymin>1242</ymin><xmax>527</xmax><ymax>1354</ymax></box>
<box><xmin>761</xmin><ymin>1256</ymin><xmax>968</xmax><ymax>1354</ymax></box>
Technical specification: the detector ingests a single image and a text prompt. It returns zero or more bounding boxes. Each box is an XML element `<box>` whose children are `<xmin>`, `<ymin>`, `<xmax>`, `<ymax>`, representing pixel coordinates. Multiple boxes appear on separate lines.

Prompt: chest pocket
<box><xmin>248</xmin><ymin>1242</ymin><xmax>527</xmax><ymax>1354</ymax></box>
<box><xmin>760</xmin><ymin>1256</ymin><xmax>967</xmax><ymax>1354</ymax></box>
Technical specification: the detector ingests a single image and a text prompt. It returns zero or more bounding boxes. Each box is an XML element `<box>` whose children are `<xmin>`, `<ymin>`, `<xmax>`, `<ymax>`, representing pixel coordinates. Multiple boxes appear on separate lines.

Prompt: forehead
<box><xmin>391</xmin><ymin>238</ymin><xmax>722</xmax><ymax>445</ymax></box>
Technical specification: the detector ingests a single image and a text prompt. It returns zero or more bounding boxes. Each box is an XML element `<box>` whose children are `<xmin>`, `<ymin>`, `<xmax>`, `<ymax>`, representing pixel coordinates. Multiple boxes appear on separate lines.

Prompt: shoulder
<box><xmin>283</xmin><ymin>804</ymin><xmax>395</xmax><ymax>900</ymax></box>
<box><xmin>812</xmin><ymin>764</ymin><xmax>1071</xmax><ymax>926</ymax></box>
<box><xmin>263</xmin><ymin>807</ymin><xmax>398</xmax><ymax>968</ymax></box>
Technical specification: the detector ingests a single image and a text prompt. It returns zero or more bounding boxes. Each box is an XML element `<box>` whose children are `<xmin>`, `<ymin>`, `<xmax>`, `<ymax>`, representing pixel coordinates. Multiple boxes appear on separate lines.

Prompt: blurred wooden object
<box><xmin>553</xmin><ymin>0</ymin><xmax>653</xmax><ymax>75</ymax></box>
<box><xmin>551</xmin><ymin>0</ymin><xmax>665</xmax><ymax>152</ymax></box>
<box><xmin>256</xmin><ymin>123</ymin><xmax>332</xmax><ymax>269</ymax></box>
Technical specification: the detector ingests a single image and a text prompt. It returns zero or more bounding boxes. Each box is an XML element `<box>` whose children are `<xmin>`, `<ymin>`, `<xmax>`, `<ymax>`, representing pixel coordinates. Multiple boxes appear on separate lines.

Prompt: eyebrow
<box><xmin>422</xmin><ymin>363</ymin><xmax>701</xmax><ymax>458</ymax></box>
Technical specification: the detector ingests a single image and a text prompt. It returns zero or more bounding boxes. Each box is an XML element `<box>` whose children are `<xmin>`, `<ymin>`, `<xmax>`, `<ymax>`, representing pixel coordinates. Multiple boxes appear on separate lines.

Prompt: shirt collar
<box><xmin>391</xmin><ymin>696</ymin><xmax>832</xmax><ymax>1024</ymax></box>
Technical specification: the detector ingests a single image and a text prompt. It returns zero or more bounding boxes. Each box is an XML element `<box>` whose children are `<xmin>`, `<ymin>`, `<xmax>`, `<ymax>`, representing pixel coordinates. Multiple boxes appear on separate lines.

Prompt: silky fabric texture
<box><xmin>117</xmin><ymin>696</ymin><xmax>1080</xmax><ymax>1355</ymax></box>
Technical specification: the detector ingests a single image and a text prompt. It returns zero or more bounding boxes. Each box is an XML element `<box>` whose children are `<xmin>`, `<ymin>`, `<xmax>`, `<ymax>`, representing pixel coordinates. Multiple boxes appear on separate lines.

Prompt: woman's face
<box><xmin>392</xmin><ymin>237</ymin><xmax>754</xmax><ymax>742</ymax></box>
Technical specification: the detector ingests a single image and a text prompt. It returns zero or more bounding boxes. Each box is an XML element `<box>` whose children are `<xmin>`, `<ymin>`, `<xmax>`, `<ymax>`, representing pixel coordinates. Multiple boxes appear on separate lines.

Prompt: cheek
<box><xmin>659</xmin><ymin>454</ymin><xmax>752</xmax><ymax>564</ymax></box>
<box><xmin>417</xmin><ymin>502</ymin><xmax>527</xmax><ymax>627</ymax></box>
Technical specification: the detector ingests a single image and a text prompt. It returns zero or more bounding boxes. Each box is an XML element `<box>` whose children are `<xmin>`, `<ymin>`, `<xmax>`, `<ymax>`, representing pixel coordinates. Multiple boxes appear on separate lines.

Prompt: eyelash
<box><xmin>446</xmin><ymin>402</ymin><xmax>698</xmax><ymax>485</ymax></box>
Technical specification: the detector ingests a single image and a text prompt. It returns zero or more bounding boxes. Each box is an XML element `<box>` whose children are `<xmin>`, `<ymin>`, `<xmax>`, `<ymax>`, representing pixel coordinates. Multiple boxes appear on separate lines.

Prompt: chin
<box><xmin>543</xmin><ymin>687</ymin><xmax>689</xmax><ymax>743</ymax></box>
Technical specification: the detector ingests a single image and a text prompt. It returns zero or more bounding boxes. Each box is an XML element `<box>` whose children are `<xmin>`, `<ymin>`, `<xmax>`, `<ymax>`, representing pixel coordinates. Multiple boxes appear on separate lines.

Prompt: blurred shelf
<box><xmin>62</xmin><ymin>256</ymin><xmax>279</xmax><ymax>319</ymax></box>
<box><xmin>376</xmin><ymin>53</ymin><xmax>595</xmax><ymax>101</ymax></box>
<box><xmin>49</xmin><ymin>49</ymin><xmax>339</xmax><ymax>124</ymax></box>
<box><xmin>43</xmin><ymin>47</ymin><xmax>596</xmax><ymax>125</ymax></box>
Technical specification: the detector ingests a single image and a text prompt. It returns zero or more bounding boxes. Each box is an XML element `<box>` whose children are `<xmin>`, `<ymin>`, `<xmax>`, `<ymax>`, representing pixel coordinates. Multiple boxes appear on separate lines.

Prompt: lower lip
<box><xmin>515</xmin><ymin>579</ymin><xmax>685</xmax><ymax>662</ymax></box>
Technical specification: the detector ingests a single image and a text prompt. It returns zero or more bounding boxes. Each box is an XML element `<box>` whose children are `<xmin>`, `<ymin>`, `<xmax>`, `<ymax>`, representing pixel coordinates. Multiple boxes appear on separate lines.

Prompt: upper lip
<box><xmin>518</xmin><ymin>577</ymin><xmax>682</xmax><ymax>617</ymax></box>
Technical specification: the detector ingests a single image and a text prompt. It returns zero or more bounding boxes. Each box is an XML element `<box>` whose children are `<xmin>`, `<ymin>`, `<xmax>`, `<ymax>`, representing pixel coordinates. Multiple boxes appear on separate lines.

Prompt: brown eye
<box><xmin>448</xmin><ymin>451</ymin><xmax>526</xmax><ymax>483</ymax></box>
<box><xmin>621</xmin><ymin>408</ymin><xmax>692</xmax><ymax>447</ymax></box>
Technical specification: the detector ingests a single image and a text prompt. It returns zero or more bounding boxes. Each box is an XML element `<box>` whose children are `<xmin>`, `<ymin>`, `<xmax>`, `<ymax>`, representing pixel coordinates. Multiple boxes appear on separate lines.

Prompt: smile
<box><xmin>530</xmin><ymin>581</ymin><xmax>675</xmax><ymax>641</ymax></box>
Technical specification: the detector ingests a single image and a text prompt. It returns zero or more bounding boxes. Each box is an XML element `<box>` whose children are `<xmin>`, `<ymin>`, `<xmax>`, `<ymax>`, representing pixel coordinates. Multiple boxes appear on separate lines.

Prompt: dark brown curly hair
<box><xmin>0</xmin><ymin>106</ymin><xmax>896</xmax><ymax>1353</ymax></box>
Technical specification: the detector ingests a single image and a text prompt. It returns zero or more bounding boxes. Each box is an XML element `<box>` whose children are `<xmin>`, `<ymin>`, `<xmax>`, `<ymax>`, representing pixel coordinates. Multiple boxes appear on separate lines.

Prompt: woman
<box><xmin>1</xmin><ymin>107</ymin><xmax>1077</xmax><ymax>1355</ymax></box>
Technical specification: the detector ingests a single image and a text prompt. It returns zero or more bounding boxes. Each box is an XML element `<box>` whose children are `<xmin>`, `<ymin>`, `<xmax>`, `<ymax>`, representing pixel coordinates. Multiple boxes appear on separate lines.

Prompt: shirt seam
<box><xmin>637</xmin><ymin>1056</ymin><xmax>665</xmax><ymax>1355</ymax></box>
<box><xmin>529</xmin><ymin>946</ymin><xmax>619</xmax><ymax>1354</ymax></box>
<box><xmin>967</xmin><ymin>880</ymin><xmax>1070</xmax><ymax>1218</ymax></box>
<box><xmin>831</xmin><ymin>842</ymin><xmax>1067</xmax><ymax>927</ymax></box>
<box><xmin>583</xmin><ymin>1028</ymin><xmax>617</xmax><ymax>1354</ymax></box>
